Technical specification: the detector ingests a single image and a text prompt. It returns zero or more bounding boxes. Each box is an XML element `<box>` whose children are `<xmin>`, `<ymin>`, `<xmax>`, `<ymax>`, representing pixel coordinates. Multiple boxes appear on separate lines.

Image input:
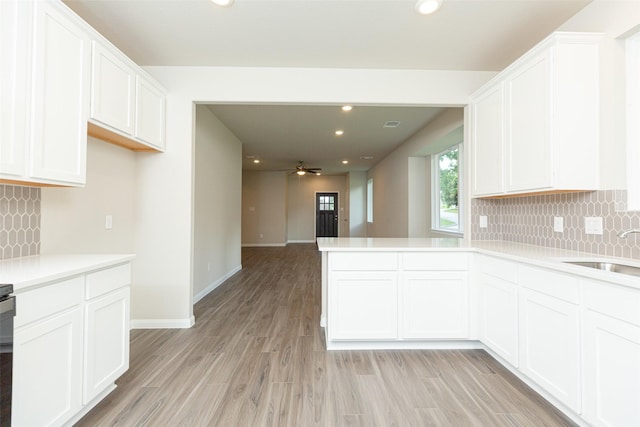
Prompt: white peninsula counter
<box><xmin>317</xmin><ymin>237</ymin><xmax>640</xmax><ymax>426</ymax></box>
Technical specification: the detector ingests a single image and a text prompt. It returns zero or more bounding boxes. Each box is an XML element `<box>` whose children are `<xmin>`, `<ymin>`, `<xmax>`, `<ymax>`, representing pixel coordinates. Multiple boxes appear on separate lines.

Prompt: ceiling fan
<box><xmin>292</xmin><ymin>161</ymin><xmax>322</xmax><ymax>176</ymax></box>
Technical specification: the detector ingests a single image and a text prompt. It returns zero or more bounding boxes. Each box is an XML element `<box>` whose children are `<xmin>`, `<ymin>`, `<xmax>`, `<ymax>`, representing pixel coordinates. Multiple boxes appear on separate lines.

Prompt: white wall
<box><xmin>242</xmin><ymin>171</ymin><xmax>287</xmax><ymax>246</ymax></box>
<box><xmin>287</xmin><ymin>174</ymin><xmax>347</xmax><ymax>241</ymax></box>
<box><xmin>558</xmin><ymin>1</ymin><xmax>640</xmax><ymax>190</ymax></box>
<box><xmin>40</xmin><ymin>137</ymin><xmax>136</xmax><ymax>254</ymax></box>
<box><xmin>348</xmin><ymin>171</ymin><xmax>367</xmax><ymax>237</ymax></box>
<box><xmin>193</xmin><ymin>106</ymin><xmax>242</xmax><ymax>304</ymax></box>
<box><xmin>136</xmin><ymin>66</ymin><xmax>493</xmax><ymax>326</ymax></box>
<box><xmin>367</xmin><ymin>108</ymin><xmax>464</xmax><ymax>237</ymax></box>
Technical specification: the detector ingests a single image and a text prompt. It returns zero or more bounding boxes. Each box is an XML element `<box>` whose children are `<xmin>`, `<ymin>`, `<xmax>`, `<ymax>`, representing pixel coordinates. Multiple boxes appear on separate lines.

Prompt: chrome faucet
<box><xmin>618</xmin><ymin>229</ymin><xmax>640</xmax><ymax>238</ymax></box>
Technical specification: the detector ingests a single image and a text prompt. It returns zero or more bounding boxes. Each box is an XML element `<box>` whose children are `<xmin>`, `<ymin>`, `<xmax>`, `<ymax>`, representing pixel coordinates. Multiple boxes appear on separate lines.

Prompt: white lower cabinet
<box><xmin>12</xmin><ymin>262</ymin><xmax>132</xmax><ymax>426</ymax></box>
<box><xmin>84</xmin><ymin>287</ymin><xmax>130</xmax><ymax>404</ymax></box>
<box><xmin>329</xmin><ymin>271</ymin><xmax>398</xmax><ymax>340</ymax></box>
<box><xmin>13</xmin><ymin>307</ymin><xmax>84</xmax><ymax>427</ymax></box>
<box><xmin>582</xmin><ymin>279</ymin><xmax>640</xmax><ymax>426</ymax></box>
<box><xmin>479</xmin><ymin>273</ymin><xmax>519</xmax><ymax>366</ymax></box>
<box><xmin>519</xmin><ymin>287</ymin><xmax>581</xmax><ymax>413</ymax></box>
<box><xmin>402</xmin><ymin>271</ymin><xmax>468</xmax><ymax>339</ymax></box>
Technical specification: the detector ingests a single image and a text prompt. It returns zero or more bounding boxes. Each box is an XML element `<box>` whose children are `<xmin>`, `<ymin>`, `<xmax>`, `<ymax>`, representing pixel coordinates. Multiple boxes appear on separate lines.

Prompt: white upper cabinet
<box><xmin>90</xmin><ymin>42</ymin><xmax>135</xmax><ymax>135</ymax></box>
<box><xmin>470</xmin><ymin>84</ymin><xmax>504</xmax><ymax>196</ymax></box>
<box><xmin>0</xmin><ymin>0</ymin><xmax>91</xmax><ymax>186</ymax></box>
<box><xmin>0</xmin><ymin>0</ymin><xmax>31</xmax><ymax>179</ymax></box>
<box><xmin>89</xmin><ymin>39</ymin><xmax>166</xmax><ymax>151</ymax></box>
<box><xmin>134</xmin><ymin>75</ymin><xmax>166</xmax><ymax>150</ymax></box>
<box><xmin>470</xmin><ymin>32</ymin><xmax>602</xmax><ymax>197</ymax></box>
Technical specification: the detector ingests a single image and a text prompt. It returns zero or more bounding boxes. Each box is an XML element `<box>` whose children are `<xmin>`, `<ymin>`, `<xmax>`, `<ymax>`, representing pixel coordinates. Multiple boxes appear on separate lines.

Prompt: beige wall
<box><xmin>193</xmin><ymin>106</ymin><xmax>242</xmax><ymax>303</ymax></box>
<box><xmin>242</xmin><ymin>171</ymin><xmax>287</xmax><ymax>246</ymax></box>
<box><xmin>40</xmin><ymin>137</ymin><xmax>136</xmax><ymax>254</ymax></box>
<box><xmin>348</xmin><ymin>171</ymin><xmax>368</xmax><ymax>237</ymax></box>
<box><xmin>367</xmin><ymin>108</ymin><xmax>465</xmax><ymax>238</ymax></box>
<box><xmin>287</xmin><ymin>174</ymin><xmax>347</xmax><ymax>241</ymax></box>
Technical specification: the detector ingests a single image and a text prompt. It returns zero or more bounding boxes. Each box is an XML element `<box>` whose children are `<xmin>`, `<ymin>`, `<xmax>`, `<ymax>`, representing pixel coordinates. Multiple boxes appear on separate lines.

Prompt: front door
<box><xmin>316</xmin><ymin>192</ymin><xmax>338</xmax><ymax>237</ymax></box>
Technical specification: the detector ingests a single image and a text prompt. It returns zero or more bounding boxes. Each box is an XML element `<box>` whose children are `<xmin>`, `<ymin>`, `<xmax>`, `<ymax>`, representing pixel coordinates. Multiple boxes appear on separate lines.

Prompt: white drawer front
<box><xmin>329</xmin><ymin>252</ymin><xmax>397</xmax><ymax>271</ymax></box>
<box><xmin>85</xmin><ymin>262</ymin><xmax>132</xmax><ymax>300</ymax></box>
<box><xmin>583</xmin><ymin>279</ymin><xmax>640</xmax><ymax>326</ymax></box>
<box><xmin>519</xmin><ymin>265</ymin><xmax>579</xmax><ymax>304</ymax></box>
<box><xmin>479</xmin><ymin>255</ymin><xmax>518</xmax><ymax>282</ymax></box>
<box><xmin>15</xmin><ymin>276</ymin><xmax>84</xmax><ymax>328</ymax></box>
<box><xmin>402</xmin><ymin>252</ymin><xmax>469</xmax><ymax>271</ymax></box>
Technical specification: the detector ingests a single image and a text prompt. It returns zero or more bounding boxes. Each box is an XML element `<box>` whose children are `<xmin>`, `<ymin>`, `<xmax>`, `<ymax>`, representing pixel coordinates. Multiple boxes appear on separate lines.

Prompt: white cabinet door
<box><xmin>84</xmin><ymin>287</ymin><xmax>130</xmax><ymax>404</ymax></box>
<box><xmin>583</xmin><ymin>310</ymin><xmax>640</xmax><ymax>426</ymax></box>
<box><xmin>90</xmin><ymin>42</ymin><xmax>135</xmax><ymax>135</ymax></box>
<box><xmin>134</xmin><ymin>75</ymin><xmax>166</xmax><ymax>150</ymax></box>
<box><xmin>29</xmin><ymin>0</ymin><xmax>90</xmax><ymax>185</ymax></box>
<box><xmin>329</xmin><ymin>271</ymin><xmax>398</xmax><ymax>340</ymax></box>
<box><xmin>13</xmin><ymin>307</ymin><xmax>83</xmax><ymax>427</ymax></box>
<box><xmin>402</xmin><ymin>271</ymin><xmax>468</xmax><ymax>339</ymax></box>
<box><xmin>470</xmin><ymin>83</ymin><xmax>504</xmax><ymax>196</ymax></box>
<box><xmin>0</xmin><ymin>0</ymin><xmax>30</xmax><ymax>179</ymax></box>
<box><xmin>479</xmin><ymin>274</ymin><xmax>519</xmax><ymax>366</ymax></box>
<box><xmin>519</xmin><ymin>288</ymin><xmax>581</xmax><ymax>412</ymax></box>
<box><xmin>505</xmin><ymin>51</ymin><xmax>551</xmax><ymax>193</ymax></box>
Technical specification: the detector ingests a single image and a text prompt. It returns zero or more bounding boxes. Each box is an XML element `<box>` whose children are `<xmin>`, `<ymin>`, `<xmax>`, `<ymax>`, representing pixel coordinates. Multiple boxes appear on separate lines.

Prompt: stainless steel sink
<box><xmin>563</xmin><ymin>261</ymin><xmax>640</xmax><ymax>277</ymax></box>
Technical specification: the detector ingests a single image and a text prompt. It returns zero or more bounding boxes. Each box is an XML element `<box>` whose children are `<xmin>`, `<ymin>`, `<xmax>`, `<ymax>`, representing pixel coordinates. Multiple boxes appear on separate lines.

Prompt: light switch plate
<box><xmin>105</xmin><ymin>215</ymin><xmax>113</xmax><ymax>230</ymax></box>
<box><xmin>553</xmin><ymin>216</ymin><xmax>564</xmax><ymax>233</ymax></box>
<box><xmin>479</xmin><ymin>215</ymin><xmax>488</xmax><ymax>228</ymax></box>
<box><xmin>584</xmin><ymin>217</ymin><xmax>603</xmax><ymax>235</ymax></box>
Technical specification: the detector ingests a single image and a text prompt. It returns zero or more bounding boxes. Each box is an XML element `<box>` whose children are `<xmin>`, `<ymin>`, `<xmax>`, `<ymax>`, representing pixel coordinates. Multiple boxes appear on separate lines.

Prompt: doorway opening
<box><xmin>316</xmin><ymin>192</ymin><xmax>338</xmax><ymax>237</ymax></box>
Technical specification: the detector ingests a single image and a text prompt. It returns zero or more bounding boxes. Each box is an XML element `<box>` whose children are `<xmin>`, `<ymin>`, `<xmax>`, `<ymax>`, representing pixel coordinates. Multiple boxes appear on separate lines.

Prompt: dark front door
<box><xmin>316</xmin><ymin>193</ymin><xmax>338</xmax><ymax>237</ymax></box>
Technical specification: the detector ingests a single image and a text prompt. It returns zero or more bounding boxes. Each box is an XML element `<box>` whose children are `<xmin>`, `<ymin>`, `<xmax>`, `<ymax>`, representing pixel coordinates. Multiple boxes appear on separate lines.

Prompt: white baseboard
<box><xmin>287</xmin><ymin>240</ymin><xmax>316</xmax><ymax>244</ymax></box>
<box><xmin>130</xmin><ymin>315</ymin><xmax>195</xmax><ymax>329</ymax></box>
<box><xmin>241</xmin><ymin>243</ymin><xmax>286</xmax><ymax>247</ymax></box>
<box><xmin>193</xmin><ymin>264</ymin><xmax>242</xmax><ymax>304</ymax></box>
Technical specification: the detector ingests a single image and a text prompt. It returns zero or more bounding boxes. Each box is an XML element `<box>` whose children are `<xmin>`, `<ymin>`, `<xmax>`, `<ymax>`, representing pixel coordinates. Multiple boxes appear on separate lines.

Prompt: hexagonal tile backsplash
<box><xmin>0</xmin><ymin>184</ymin><xmax>41</xmax><ymax>260</ymax></box>
<box><xmin>471</xmin><ymin>190</ymin><xmax>640</xmax><ymax>259</ymax></box>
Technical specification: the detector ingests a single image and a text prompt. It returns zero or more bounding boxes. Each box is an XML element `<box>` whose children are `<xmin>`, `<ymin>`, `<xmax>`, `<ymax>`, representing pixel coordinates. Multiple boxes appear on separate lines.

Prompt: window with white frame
<box><xmin>367</xmin><ymin>178</ymin><xmax>373</xmax><ymax>222</ymax></box>
<box><xmin>432</xmin><ymin>144</ymin><xmax>462</xmax><ymax>233</ymax></box>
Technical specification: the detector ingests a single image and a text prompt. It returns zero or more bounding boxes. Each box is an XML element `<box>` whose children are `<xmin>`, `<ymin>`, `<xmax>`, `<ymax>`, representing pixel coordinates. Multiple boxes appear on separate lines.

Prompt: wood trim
<box><xmin>87</xmin><ymin>121</ymin><xmax>159</xmax><ymax>152</ymax></box>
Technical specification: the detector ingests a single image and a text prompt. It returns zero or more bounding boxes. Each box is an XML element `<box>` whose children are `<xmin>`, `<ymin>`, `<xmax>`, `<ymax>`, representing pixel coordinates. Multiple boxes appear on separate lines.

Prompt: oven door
<box><xmin>0</xmin><ymin>294</ymin><xmax>16</xmax><ymax>427</ymax></box>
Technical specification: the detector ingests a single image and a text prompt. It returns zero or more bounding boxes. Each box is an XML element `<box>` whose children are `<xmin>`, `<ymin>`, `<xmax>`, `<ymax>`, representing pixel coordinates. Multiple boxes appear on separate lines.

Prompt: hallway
<box><xmin>77</xmin><ymin>244</ymin><xmax>574</xmax><ymax>426</ymax></box>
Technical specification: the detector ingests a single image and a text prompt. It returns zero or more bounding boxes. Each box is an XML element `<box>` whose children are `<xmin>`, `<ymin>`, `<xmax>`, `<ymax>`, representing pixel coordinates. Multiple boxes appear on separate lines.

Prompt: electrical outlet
<box><xmin>584</xmin><ymin>217</ymin><xmax>603</xmax><ymax>235</ymax></box>
<box><xmin>553</xmin><ymin>216</ymin><xmax>564</xmax><ymax>233</ymax></box>
<box><xmin>259</xmin><ymin>233</ymin><xmax>264</xmax><ymax>239</ymax></box>
<box><xmin>479</xmin><ymin>216</ymin><xmax>488</xmax><ymax>228</ymax></box>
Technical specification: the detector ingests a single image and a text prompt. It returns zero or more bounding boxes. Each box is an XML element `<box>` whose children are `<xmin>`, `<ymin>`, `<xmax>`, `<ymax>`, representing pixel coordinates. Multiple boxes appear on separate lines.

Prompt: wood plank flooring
<box><xmin>76</xmin><ymin>244</ymin><xmax>576</xmax><ymax>426</ymax></box>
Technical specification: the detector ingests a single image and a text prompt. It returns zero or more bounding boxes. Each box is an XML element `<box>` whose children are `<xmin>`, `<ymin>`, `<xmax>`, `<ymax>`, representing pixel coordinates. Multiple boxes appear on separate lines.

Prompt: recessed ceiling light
<box><xmin>316</xmin><ymin>172</ymin><xmax>322</xmax><ymax>176</ymax></box>
<box><xmin>253</xmin><ymin>159</ymin><xmax>260</xmax><ymax>164</ymax></box>
<box><xmin>211</xmin><ymin>0</ymin><xmax>234</xmax><ymax>6</ymax></box>
<box><xmin>342</xmin><ymin>160</ymin><xmax>349</xmax><ymax>165</ymax></box>
<box><xmin>341</xmin><ymin>105</ymin><xmax>353</xmax><ymax>112</ymax></box>
<box><xmin>415</xmin><ymin>0</ymin><xmax>442</xmax><ymax>15</ymax></box>
<box><xmin>335</xmin><ymin>130</ymin><xmax>344</xmax><ymax>136</ymax></box>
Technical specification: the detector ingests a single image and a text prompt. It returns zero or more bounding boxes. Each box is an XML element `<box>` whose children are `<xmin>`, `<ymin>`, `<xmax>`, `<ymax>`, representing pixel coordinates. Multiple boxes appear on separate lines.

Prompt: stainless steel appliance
<box><xmin>0</xmin><ymin>284</ymin><xmax>15</xmax><ymax>427</ymax></box>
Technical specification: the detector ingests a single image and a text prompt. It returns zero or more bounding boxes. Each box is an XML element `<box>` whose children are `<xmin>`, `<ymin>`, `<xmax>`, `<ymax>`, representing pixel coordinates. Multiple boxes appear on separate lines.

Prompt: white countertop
<box><xmin>317</xmin><ymin>237</ymin><xmax>640</xmax><ymax>290</ymax></box>
<box><xmin>0</xmin><ymin>254</ymin><xmax>135</xmax><ymax>293</ymax></box>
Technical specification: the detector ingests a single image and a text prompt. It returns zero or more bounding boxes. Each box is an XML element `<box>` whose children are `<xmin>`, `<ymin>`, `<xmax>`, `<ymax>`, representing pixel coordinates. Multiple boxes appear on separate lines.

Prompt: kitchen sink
<box><xmin>562</xmin><ymin>261</ymin><xmax>640</xmax><ymax>277</ymax></box>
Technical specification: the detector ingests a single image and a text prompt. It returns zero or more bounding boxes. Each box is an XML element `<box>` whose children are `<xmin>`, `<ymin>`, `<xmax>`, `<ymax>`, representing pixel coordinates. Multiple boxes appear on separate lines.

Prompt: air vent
<box><xmin>383</xmin><ymin>121</ymin><xmax>400</xmax><ymax>128</ymax></box>
<box><xmin>360</xmin><ymin>156</ymin><xmax>374</xmax><ymax>160</ymax></box>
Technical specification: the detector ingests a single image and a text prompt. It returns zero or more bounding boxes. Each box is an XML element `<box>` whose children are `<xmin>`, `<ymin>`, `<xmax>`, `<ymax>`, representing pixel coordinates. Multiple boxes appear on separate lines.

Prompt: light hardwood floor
<box><xmin>76</xmin><ymin>244</ymin><xmax>575</xmax><ymax>426</ymax></box>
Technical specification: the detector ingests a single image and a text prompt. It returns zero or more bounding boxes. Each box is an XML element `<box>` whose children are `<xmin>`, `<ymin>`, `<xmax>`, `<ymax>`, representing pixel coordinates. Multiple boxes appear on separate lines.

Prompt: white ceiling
<box><xmin>63</xmin><ymin>0</ymin><xmax>592</xmax><ymax>174</ymax></box>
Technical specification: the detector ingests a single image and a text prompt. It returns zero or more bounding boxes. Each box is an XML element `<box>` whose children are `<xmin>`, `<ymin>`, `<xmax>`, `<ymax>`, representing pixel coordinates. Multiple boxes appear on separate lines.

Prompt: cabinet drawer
<box><xmin>85</xmin><ymin>262</ymin><xmax>132</xmax><ymax>300</ymax></box>
<box><xmin>329</xmin><ymin>252</ymin><xmax>397</xmax><ymax>271</ymax></box>
<box><xmin>402</xmin><ymin>252</ymin><xmax>469</xmax><ymax>271</ymax></box>
<box><xmin>479</xmin><ymin>255</ymin><xmax>518</xmax><ymax>282</ymax></box>
<box><xmin>583</xmin><ymin>279</ymin><xmax>640</xmax><ymax>326</ymax></box>
<box><xmin>519</xmin><ymin>265</ymin><xmax>579</xmax><ymax>304</ymax></box>
<box><xmin>15</xmin><ymin>276</ymin><xmax>84</xmax><ymax>328</ymax></box>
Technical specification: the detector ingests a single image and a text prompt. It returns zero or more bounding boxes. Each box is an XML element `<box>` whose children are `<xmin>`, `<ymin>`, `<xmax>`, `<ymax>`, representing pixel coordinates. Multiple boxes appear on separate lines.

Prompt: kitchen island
<box><xmin>317</xmin><ymin>237</ymin><xmax>640</xmax><ymax>426</ymax></box>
